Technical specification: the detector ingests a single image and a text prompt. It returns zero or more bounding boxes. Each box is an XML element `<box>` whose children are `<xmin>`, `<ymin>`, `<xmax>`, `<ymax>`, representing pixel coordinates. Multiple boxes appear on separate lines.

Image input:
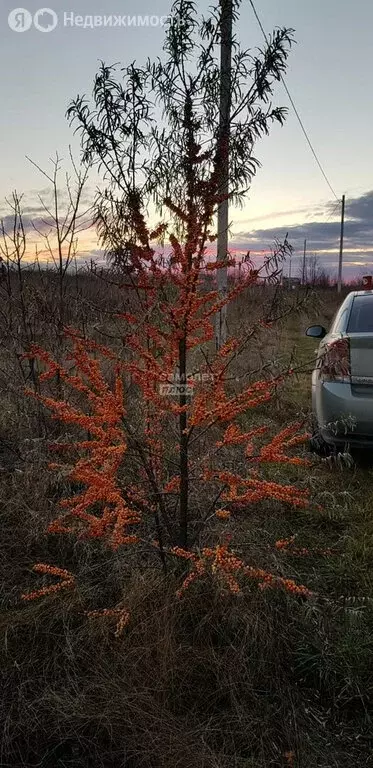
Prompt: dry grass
<box><xmin>1</xmin><ymin>275</ymin><xmax>373</xmax><ymax>767</ymax></box>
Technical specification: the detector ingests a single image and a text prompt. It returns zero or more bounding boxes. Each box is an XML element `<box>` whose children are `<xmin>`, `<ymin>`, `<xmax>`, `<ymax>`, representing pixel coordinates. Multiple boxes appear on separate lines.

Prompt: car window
<box><xmin>347</xmin><ymin>296</ymin><xmax>373</xmax><ymax>333</ymax></box>
<box><xmin>330</xmin><ymin>302</ymin><xmax>350</xmax><ymax>333</ymax></box>
<box><xmin>333</xmin><ymin>307</ymin><xmax>349</xmax><ymax>333</ymax></box>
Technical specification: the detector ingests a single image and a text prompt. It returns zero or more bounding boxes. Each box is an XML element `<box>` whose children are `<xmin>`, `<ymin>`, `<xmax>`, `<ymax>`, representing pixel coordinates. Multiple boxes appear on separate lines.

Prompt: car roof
<box><xmin>349</xmin><ymin>290</ymin><xmax>373</xmax><ymax>298</ymax></box>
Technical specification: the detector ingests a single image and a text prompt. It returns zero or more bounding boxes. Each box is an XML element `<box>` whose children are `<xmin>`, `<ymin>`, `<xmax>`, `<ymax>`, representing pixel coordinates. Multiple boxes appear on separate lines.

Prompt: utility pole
<box><xmin>215</xmin><ymin>0</ymin><xmax>233</xmax><ymax>349</ymax></box>
<box><xmin>337</xmin><ymin>194</ymin><xmax>345</xmax><ymax>293</ymax></box>
<box><xmin>302</xmin><ymin>238</ymin><xmax>307</xmax><ymax>285</ymax></box>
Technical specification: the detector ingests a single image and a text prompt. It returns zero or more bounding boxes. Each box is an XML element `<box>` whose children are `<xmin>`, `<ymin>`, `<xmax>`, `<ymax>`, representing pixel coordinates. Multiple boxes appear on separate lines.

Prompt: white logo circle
<box><xmin>33</xmin><ymin>7</ymin><xmax>58</xmax><ymax>32</ymax></box>
<box><xmin>8</xmin><ymin>8</ymin><xmax>32</xmax><ymax>32</ymax></box>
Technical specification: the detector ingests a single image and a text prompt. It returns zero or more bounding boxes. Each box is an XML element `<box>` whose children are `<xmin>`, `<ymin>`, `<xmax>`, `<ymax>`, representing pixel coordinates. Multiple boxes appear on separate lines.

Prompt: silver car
<box><xmin>306</xmin><ymin>289</ymin><xmax>373</xmax><ymax>453</ymax></box>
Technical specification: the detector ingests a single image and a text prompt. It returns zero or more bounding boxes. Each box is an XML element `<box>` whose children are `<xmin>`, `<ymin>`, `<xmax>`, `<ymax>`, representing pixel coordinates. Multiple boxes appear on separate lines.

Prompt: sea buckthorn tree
<box><xmin>22</xmin><ymin>2</ymin><xmax>315</xmax><ymax>615</ymax></box>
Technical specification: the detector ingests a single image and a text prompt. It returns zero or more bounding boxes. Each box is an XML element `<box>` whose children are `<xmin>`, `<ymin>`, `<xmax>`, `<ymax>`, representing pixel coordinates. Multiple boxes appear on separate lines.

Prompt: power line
<box><xmin>248</xmin><ymin>0</ymin><xmax>339</xmax><ymax>202</ymax></box>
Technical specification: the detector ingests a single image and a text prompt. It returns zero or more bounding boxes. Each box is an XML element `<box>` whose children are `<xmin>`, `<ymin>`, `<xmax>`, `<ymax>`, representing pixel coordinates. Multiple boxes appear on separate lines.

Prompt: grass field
<box><xmin>1</xmin><ymin>277</ymin><xmax>372</xmax><ymax>768</ymax></box>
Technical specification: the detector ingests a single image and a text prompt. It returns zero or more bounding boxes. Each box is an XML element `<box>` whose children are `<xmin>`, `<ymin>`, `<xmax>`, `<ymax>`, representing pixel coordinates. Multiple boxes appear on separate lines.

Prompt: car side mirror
<box><xmin>306</xmin><ymin>325</ymin><xmax>327</xmax><ymax>339</ymax></box>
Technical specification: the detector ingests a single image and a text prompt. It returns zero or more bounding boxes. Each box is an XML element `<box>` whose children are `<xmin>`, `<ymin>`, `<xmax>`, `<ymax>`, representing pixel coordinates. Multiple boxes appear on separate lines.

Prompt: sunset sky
<box><xmin>1</xmin><ymin>0</ymin><xmax>372</xmax><ymax>278</ymax></box>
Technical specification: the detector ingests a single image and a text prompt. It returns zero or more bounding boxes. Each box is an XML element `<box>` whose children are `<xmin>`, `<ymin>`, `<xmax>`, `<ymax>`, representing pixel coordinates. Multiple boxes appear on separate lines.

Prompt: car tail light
<box><xmin>319</xmin><ymin>337</ymin><xmax>350</xmax><ymax>381</ymax></box>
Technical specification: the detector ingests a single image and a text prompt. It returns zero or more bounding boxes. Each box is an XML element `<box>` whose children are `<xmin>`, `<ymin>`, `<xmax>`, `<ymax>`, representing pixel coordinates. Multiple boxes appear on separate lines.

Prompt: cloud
<box><xmin>232</xmin><ymin>190</ymin><xmax>373</xmax><ymax>278</ymax></box>
<box><xmin>0</xmin><ymin>180</ymin><xmax>96</xmax><ymax>260</ymax></box>
<box><xmin>0</xmin><ymin>212</ymin><xmax>51</xmax><ymax>235</ymax></box>
<box><xmin>346</xmin><ymin>190</ymin><xmax>373</xmax><ymax>221</ymax></box>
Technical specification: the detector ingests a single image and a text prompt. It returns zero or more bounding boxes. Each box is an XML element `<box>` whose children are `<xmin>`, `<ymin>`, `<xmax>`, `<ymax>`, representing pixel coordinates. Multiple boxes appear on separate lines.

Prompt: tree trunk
<box><xmin>178</xmin><ymin>333</ymin><xmax>188</xmax><ymax>548</ymax></box>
